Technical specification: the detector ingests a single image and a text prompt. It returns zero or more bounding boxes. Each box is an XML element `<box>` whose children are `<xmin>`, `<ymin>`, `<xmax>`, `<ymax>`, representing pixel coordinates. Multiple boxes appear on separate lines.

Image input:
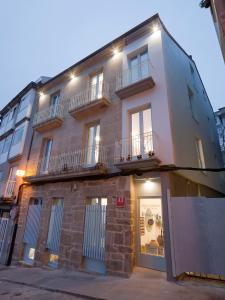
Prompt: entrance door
<box><xmin>136</xmin><ymin>197</ymin><xmax>166</xmax><ymax>271</ymax></box>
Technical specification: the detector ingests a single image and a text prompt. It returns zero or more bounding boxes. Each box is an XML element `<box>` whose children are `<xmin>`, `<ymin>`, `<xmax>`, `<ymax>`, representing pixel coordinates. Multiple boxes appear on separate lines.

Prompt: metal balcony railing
<box><xmin>4</xmin><ymin>180</ymin><xmax>16</xmax><ymax>198</ymax></box>
<box><xmin>115</xmin><ymin>60</ymin><xmax>151</xmax><ymax>91</ymax></box>
<box><xmin>33</xmin><ymin>104</ymin><xmax>64</xmax><ymax>127</ymax></box>
<box><xmin>114</xmin><ymin>131</ymin><xmax>154</xmax><ymax>163</ymax></box>
<box><xmin>36</xmin><ymin>145</ymin><xmax>110</xmax><ymax>176</ymax></box>
<box><xmin>69</xmin><ymin>82</ymin><xmax>110</xmax><ymax>112</ymax></box>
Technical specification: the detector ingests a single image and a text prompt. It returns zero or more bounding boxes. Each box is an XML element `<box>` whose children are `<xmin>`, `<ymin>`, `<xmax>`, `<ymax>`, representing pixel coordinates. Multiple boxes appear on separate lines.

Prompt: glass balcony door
<box><xmin>86</xmin><ymin>124</ymin><xmax>100</xmax><ymax>166</ymax></box>
<box><xmin>40</xmin><ymin>139</ymin><xmax>52</xmax><ymax>174</ymax></box>
<box><xmin>131</xmin><ymin>107</ymin><xmax>152</xmax><ymax>158</ymax></box>
<box><xmin>90</xmin><ymin>73</ymin><xmax>103</xmax><ymax>101</ymax></box>
<box><xmin>50</xmin><ymin>93</ymin><xmax>60</xmax><ymax>117</ymax></box>
<box><xmin>129</xmin><ymin>51</ymin><xmax>149</xmax><ymax>84</ymax></box>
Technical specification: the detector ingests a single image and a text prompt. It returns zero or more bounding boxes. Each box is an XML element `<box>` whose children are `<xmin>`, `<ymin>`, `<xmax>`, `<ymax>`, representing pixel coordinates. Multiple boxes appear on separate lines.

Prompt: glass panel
<box><xmin>50</xmin><ymin>93</ymin><xmax>60</xmax><ymax>117</ymax></box>
<box><xmin>2</xmin><ymin>135</ymin><xmax>12</xmax><ymax>153</ymax></box>
<box><xmin>90</xmin><ymin>73</ymin><xmax>103</xmax><ymax>100</ymax></box>
<box><xmin>131</xmin><ymin>112</ymin><xmax>140</xmax><ymax>156</ymax></box>
<box><xmin>41</xmin><ymin>139</ymin><xmax>52</xmax><ymax>173</ymax></box>
<box><xmin>140</xmin><ymin>51</ymin><xmax>149</xmax><ymax>79</ymax></box>
<box><xmin>143</xmin><ymin>108</ymin><xmax>153</xmax><ymax>153</ymax></box>
<box><xmin>130</xmin><ymin>56</ymin><xmax>139</xmax><ymax>83</ymax></box>
<box><xmin>139</xmin><ymin>198</ymin><xmax>164</xmax><ymax>257</ymax></box>
<box><xmin>86</xmin><ymin>124</ymin><xmax>100</xmax><ymax>165</ymax></box>
<box><xmin>12</xmin><ymin>125</ymin><xmax>24</xmax><ymax>146</ymax></box>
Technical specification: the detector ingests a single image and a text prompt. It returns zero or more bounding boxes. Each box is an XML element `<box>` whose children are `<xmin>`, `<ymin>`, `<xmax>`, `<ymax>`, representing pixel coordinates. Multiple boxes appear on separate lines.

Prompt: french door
<box><xmin>136</xmin><ymin>197</ymin><xmax>166</xmax><ymax>271</ymax></box>
<box><xmin>131</xmin><ymin>108</ymin><xmax>153</xmax><ymax>157</ymax></box>
<box><xmin>50</xmin><ymin>93</ymin><xmax>60</xmax><ymax>117</ymax></box>
<box><xmin>129</xmin><ymin>51</ymin><xmax>149</xmax><ymax>84</ymax></box>
<box><xmin>90</xmin><ymin>73</ymin><xmax>103</xmax><ymax>100</ymax></box>
<box><xmin>86</xmin><ymin>124</ymin><xmax>100</xmax><ymax>166</ymax></box>
<box><xmin>40</xmin><ymin>139</ymin><xmax>52</xmax><ymax>174</ymax></box>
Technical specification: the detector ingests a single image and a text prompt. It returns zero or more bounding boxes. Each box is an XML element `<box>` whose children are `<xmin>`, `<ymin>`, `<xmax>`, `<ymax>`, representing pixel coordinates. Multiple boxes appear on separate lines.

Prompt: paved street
<box><xmin>0</xmin><ymin>266</ymin><xmax>225</xmax><ymax>300</ymax></box>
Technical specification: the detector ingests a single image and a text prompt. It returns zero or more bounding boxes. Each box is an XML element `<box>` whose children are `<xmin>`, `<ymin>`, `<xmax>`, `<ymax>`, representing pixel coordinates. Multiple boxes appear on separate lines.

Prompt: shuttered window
<box><xmin>46</xmin><ymin>198</ymin><xmax>64</xmax><ymax>253</ymax></box>
<box><xmin>23</xmin><ymin>198</ymin><xmax>42</xmax><ymax>247</ymax></box>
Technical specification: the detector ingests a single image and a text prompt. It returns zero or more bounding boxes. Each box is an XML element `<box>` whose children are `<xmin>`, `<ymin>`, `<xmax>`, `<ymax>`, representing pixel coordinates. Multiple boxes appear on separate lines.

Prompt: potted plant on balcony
<box><xmin>126</xmin><ymin>154</ymin><xmax>132</xmax><ymax>161</ymax></box>
<box><xmin>120</xmin><ymin>156</ymin><xmax>124</xmax><ymax>162</ymax></box>
<box><xmin>148</xmin><ymin>151</ymin><xmax>154</xmax><ymax>158</ymax></box>
<box><xmin>137</xmin><ymin>154</ymin><xmax>142</xmax><ymax>160</ymax></box>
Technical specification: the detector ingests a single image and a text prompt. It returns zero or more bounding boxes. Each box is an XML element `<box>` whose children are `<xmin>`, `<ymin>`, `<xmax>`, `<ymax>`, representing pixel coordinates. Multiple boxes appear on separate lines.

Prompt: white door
<box><xmin>86</xmin><ymin>124</ymin><xmax>100</xmax><ymax>166</ymax></box>
<box><xmin>90</xmin><ymin>73</ymin><xmax>103</xmax><ymax>100</ymax></box>
<box><xmin>131</xmin><ymin>108</ymin><xmax>153</xmax><ymax>158</ymax></box>
<box><xmin>137</xmin><ymin>197</ymin><xmax>166</xmax><ymax>271</ymax></box>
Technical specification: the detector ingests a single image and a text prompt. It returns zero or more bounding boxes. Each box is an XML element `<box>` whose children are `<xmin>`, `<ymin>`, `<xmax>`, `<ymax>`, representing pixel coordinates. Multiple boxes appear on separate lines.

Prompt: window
<box><xmin>86</xmin><ymin>124</ymin><xmax>100</xmax><ymax>165</ymax></box>
<box><xmin>50</xmin><ymin>92</ymin><xmax>60</xmax><ymax>117</ymax></box>
<box><xmin>8</xmin><ymin>107</ymin><xmax>17</xmax><ymax>122</ymax></box>
<box><xmin>188</xmin><ymin>86</ymin><xmax>198</xmax><ymax>122</ymax></box>
<box><xmin>90</xmin><ymin>72</ymin><xmax>103</xmax><ymax>100</ymax></box>
<box><xmin>11</xmin><ymin>124</ymin><xmax>25</xmax><ymax>146</ymax></box>
<box><xmin>189</xmin><ymin>63</ymin><xmax>194</xmax><ymax>75</ymax></box>
<box><xmin>40</xmin><ymin>139</ymin><xmax>53</xmax><ymax>174</ymax></box>
<box><xmin>89</xmin><ymin>198</ymin><xmax>107</xmax><ymax>206</ymax></box>
<box><xmin>5</xmin><ymin>166</ymin><xmax>18</xmax><ymax>197</ymax></box>
<box><xmin>130</xmin><ymin>107</ymin><xmax>153</xmax><ymax>157</ymax></box>
<box><xmin>47</xmin><ymin>198</ymin><xmax>64</xmax><ymax>268</ymax></box>
<box><xmin>19</xmin><ymin>96</ymin><xmax>30</xmax><ymax>113</ymax></box>
<box><xmin>2</xmin><ymin>135</ymin><xmax>12</xmax><ymax>154</ymax></box>
<box><xmin>196</xmin><ymin>139</ymin><xmax>206</xmax><ymax>169</ymax></box>
<box><xmin>16</xmin><ymin>95</ymin><xmax>32</xmax><ymax>123</ymax></box>
<box><xmin>128</xmin><ymin>50</ymin><xmax>149</xmax><ymax>84</ymax></box>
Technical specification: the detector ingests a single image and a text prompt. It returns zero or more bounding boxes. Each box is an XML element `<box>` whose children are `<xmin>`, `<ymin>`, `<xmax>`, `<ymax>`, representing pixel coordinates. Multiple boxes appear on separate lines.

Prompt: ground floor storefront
<box><xmin>12</xmin><ymin>172</ymin><xmax>225</xmax><ymax>278</ymax></box>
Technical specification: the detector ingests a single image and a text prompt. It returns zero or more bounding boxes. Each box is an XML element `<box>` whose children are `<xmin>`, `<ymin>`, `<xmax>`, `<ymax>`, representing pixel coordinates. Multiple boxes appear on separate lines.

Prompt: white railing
<box><xmin>116</xmin><ymin>60</ymin><xmax>151</xmax><ymax>90</ymax></box>
<box><xmin>114</xmin><ymin>131</ymin><xmax>154</xmax><ymax>163</ymax></box>
<box><xmin>33</xmin><ymin>104</ymin><xmax>64</xmax><ymax>127</ymax></box>
<box><xmin>37</xmin><ymin>145</ymin><xmax>110</xmax><ymax>176</ymax></box>
<box><xmin>69</xmin><ymin>82</ymin><xmax>110</xmax><ymax>112</ymax></box>
<box><xmin>4</xmin><ymin>180</ymin><xmax>16</xmax><ymax>198</ymax></box>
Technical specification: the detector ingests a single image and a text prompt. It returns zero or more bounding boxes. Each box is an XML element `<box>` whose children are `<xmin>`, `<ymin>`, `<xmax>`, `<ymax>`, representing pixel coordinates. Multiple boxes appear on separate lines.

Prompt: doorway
<box><xmin>136</xmin><ymin>197</ymin><xmax>166</xmax><ymax>271</ymax></box>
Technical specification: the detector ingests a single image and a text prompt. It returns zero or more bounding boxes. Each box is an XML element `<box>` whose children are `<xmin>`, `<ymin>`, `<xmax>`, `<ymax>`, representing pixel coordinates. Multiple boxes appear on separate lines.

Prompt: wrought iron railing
<box><xmin>33</xmin><ymin>104</ymin><xmax>64</xmax><ymax>127</ymax></box>
<box><xmin>114</xmin><ymin>131</ymin><xmax>154</xmax><ymax>163</ymax></box>
<box><xmin>4</xmin><ymin>180</ymin><xmax>16</xmax><ymax>198</ymax></box>
<box><xmin>36</xmin><ymin>145</ymin><xmax>110</xmax><ymax>176</ymax></box>
<box><xmin>69</xmin><ymin>82</ymin><xmax>110</xmax><ymax>112</ymax></box>
<box><xmin>115</xmin><ymin>60</ymin><xmax>151</xmax><ymax>90</ymax></box>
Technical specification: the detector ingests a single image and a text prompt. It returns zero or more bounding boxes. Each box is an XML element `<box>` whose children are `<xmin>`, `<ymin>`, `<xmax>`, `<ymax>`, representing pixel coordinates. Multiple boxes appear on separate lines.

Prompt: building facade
<box><xmin>215</xmin><ymin>107</ymin><xmax>225</xmax><ymax>165</ymax></box>
<box><xmin>0</xmin><ymin>77</ymin><xmax>49</xmax><ymax>264</ymax></box>
<box><xmin>200</xmin><ymin>0</ymin><xmax>225</xmax><ymax>62</ymax></box>
<box><xmin>11</xmin><ymin>15</ymin><xmax>225</xmax><ymax>278</ymax></box>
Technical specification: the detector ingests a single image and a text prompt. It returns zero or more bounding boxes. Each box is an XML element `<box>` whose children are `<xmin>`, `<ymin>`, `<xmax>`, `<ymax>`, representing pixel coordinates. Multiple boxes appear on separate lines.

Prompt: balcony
<box><xmin>115</xmin><ymin>60</ymin><xmax>155</xmax><ymax>99</ymax></box>
<box><xmin>33</xmin><ymin>104</ymin><xmax>64</xmax><ymax>133</ymax></box>
<box><xmin>114</xmin><ymin>132</ymin><xmax>160</xmax><ymax>170</ymax></box>
<box><xmin>25</xmin><ymin>145</ymin><xmax>111</xmax><ymax>182</ymax></box>
<box><xmin>4</xmin><ymin>180</ymin><xmax>16</xmax><ymax>199</ymax></box>
<box><xmin>69</xmin><ymin>83</ymin><xmax>111</xmax><ymax>120</ymax></box>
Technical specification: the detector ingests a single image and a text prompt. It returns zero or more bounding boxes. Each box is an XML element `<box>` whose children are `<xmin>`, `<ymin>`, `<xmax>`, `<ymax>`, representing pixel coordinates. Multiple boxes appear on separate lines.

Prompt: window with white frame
<box><xmin>9</xmin><ymin>122</ymin><xmax>28</xmax><ymax>159</ymax></box>
<box><xmin>1</xmin><ymin>135</ymin><xmax>12</xmax><ymax>162</ymax></box>
<box><xmin>5</xmin><ymin>166</ymin><xmax>18</xmax><ymax>198</ymax></box>
<box><xmin>130</xmin><ymin>107</ymin><xmax>153</xmax><ymax>157</ymax></box>
<box><xmin>128</xmin><ymin>50</ymin><xmax>149</xmax><ymax>84</ymax></box>
<box><xmin>86</xmin><ymin>123</ymin><xmax>100</xmax><ymax>166</ymax></box>
<box><xmin>40</xmin><ymin>139</ymin><xmax>53</xmax><ymax>174</ymax></box>
<box><xmin>50</xmin><ymin>92</ymin><xmax>60</xmax><ymax>117</ymax></box>
<box><xmin>90</xmin><ymin>72</ymin><xmax>103</xmax><ymax>101</ymax></box>
<box><xmin>196</xmin><ymin>138</ymin><xmax>206</xmax><ymax>169</ymax></box>
<box><xmin>16</xmin><ymin>95</ymin><xmax>31</xmax><ymax>123</ymax></box>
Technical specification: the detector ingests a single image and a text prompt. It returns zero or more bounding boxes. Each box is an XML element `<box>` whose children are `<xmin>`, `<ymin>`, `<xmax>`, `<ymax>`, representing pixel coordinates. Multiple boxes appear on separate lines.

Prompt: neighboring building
<box><xmin>215</xmin><ymin>107</ymin><xmax>225</xmax><ymax>164</ymax></box>
<box><xmin>12</xmin><ymin>14</ymin><xmax>225</xmax><ymax>279</ymax></box>
<box><xmin>200</xmin><ymin>0</ymin><xmax>225</xmax><ymax>62</ymax></box>
<box><xmin>0</xmin><ymin>77</ymin><xmax>49</xmax><ymax>264</ymax></box>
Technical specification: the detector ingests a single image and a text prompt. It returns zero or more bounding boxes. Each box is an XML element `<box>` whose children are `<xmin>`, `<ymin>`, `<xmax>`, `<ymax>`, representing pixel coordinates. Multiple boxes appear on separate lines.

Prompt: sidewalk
<box><xmin>0</xmin><ymin>265</ymin><xmax>225</xmax><ymax>300</ymax></box>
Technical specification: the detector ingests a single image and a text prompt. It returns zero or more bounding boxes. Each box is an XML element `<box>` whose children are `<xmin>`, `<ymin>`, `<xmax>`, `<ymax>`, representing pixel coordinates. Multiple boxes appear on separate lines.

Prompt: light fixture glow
<box><xmin>16</xmin><ymin>169</ymin><xmax>26</xmax><ymax>177</ymax></box>
<box><xmin>70</xmin><ymin>73</ymin><xmax>76</xmax><ymax>80</ymax></box>
<box><xmin>95</xmin><ymin>136</ymin><xmax>101</xmax><ymax>142</ymax></box>
<box><xmin>113</xmin><ymin>48</ymin><xmax>120</xmax><ymax>56</ymax></box>
<box><xmin>39</xmin><ymin>91</ymin><xmax>44</xmax><ymax>97</ymax></box>
<box><xmin>152</xmin><ymin>24</ymin><xmax>160</xmax><ymax>33</ymax></box>
<box><xmin>144</xmin><ymin>179</ymin><xmax>154</xmax><ymax>189</ymax></box>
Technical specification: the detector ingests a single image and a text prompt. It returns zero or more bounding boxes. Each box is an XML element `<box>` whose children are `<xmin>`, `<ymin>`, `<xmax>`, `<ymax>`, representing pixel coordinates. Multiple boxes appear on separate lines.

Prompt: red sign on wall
<box><xmin>116</xmin><ymin>197</ymin><xmax>125</xmax><ymax>208</ymax></box>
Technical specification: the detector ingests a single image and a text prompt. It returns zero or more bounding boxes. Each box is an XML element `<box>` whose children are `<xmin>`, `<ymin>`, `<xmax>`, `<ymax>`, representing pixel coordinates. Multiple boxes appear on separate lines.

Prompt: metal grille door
<box><xmin>83</xmin><ymin>205</ymin><xmax>106</xmax><ymax>261</ymax></box>
<box><xmin>0</xmin><ymin>218</ymin><xmax>9</xmax><ymax>256</ymax></box>
<box><xmin>46</xmin><ymin>198</ymin><xmax>64</xmax><ymax>253</ymax></box>
<box><xmin>23</xmin><ymin>198</ymin><xmax>42</xmax><ymax>247</ymax></box>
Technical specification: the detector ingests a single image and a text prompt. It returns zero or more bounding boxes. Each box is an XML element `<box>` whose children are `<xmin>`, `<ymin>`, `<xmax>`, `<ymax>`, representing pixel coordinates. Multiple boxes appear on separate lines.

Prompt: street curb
<box><xmin>0</xmin><ymin>278</ymin><xmax>107</xmax><ymax>300</ymax></box>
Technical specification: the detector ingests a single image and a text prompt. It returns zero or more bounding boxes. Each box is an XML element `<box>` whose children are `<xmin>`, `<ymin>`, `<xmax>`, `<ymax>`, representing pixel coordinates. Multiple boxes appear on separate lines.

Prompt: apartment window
<box><xmin>86</xmin><ymin>124</ymin><xmax>100</xmax><ymax>166</ymax></box>
<box><xmin>2</xmin><ymin>135</ymin><xmax>12</xmax><ymax>155</ymax></box>
<box><xmin>130</xmin><ymin>107</ymin><xmax>153</xmax><ymax>157</ymax></box>
<box><xmin>89</xmin><ymin>198</ymin><xmax>108</xmax><ymax>206</ymax></box>
<box><xmin>90</xmin><ymin>72</ymin><xmax>103</xmax><ymax>100</ymax></box>
<box><xmin>11</xmin><ymin>124</ymin><xmax>25</xmax><ymax>147</ymax></box>
<box><xmin>47</xmin><ymin>198</ymin><xmax>64</xmax><ymax>268</ymax></box>
<box><xmin>50</xmin><ymin>92</ymin><xmax>60</xmax><ymax>117</ymax></box>
<box><xmin>8</xmin><ymin>107</ymin><xmax>17</xmax><ymax>122</ymax></box>
<box><xmin>0</xmin><ymin>113</ymin><xmax>9</xmax><ymax>130</ymax></box>
<box><xmin>128</xmin><ymin>50</ymin><xmax>149</xmax><ymax>84</ymax></box>
<box><xmin>40</xmin><ymin>139</ymin><xmax>53</xmax><ymax>174</ymax></box>
<box><xmin>16</xmin><ymin>95</ymin><xmax>31</xmax><ymax>123</ymax></box>
<box><xmin>196</xmin><ymin>138</ymin><xmax>206</xmax><ymax>169</ymax></box>
<box><xmin>188</xmin><ymin>86</ymin><xmax>198</xmax><ymax>122</ymax></box>
<box><xmin>5</xmin><ymin>166</ymin><xmax>18</xmax><ymax>198</ymax></box>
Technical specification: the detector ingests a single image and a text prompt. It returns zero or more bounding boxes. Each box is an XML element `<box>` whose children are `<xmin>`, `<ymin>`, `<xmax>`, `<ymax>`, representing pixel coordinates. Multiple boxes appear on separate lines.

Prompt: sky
<box><xmin>0</xmin><ymin>0</ymin><xmax>224</xmax><ymax>111</ymax></box>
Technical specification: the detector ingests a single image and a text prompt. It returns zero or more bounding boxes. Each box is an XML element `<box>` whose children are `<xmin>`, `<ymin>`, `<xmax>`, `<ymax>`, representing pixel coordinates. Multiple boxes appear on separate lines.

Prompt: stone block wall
<box><xmin>13</xmin><ymin>175</ymin><xmax>136</xmax><ymax>277</ymax></box>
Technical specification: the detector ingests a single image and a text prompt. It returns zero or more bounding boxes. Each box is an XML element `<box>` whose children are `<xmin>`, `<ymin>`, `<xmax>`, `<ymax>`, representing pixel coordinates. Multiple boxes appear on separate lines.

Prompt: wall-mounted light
<box><xmin>39</xmin><ymin>91</ymin><xmax>44</xmax><ymax>97</ymax></box>
<box><xmin>113</xmin><ymin>48</ymin><xmax>120</xmax><ymax>56</ymax></box>
<box><xmin>152</xmin><ymin>23</ymin><xmax>160</xmax><ymax>33</ymax></box>
<box><xmin>16</xmin><ymin>169</ymin><xmax>26</xmax><ymax>177</ymax></box>
<box><xmin>144</xmin><ymin>179</ymin><xmax>154</xmax><ymax>189</ymax></box>
<box><xmin>70</xmin><ymin>73</ymin><xmax>76</xmax><ymax>80</ymax></box>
